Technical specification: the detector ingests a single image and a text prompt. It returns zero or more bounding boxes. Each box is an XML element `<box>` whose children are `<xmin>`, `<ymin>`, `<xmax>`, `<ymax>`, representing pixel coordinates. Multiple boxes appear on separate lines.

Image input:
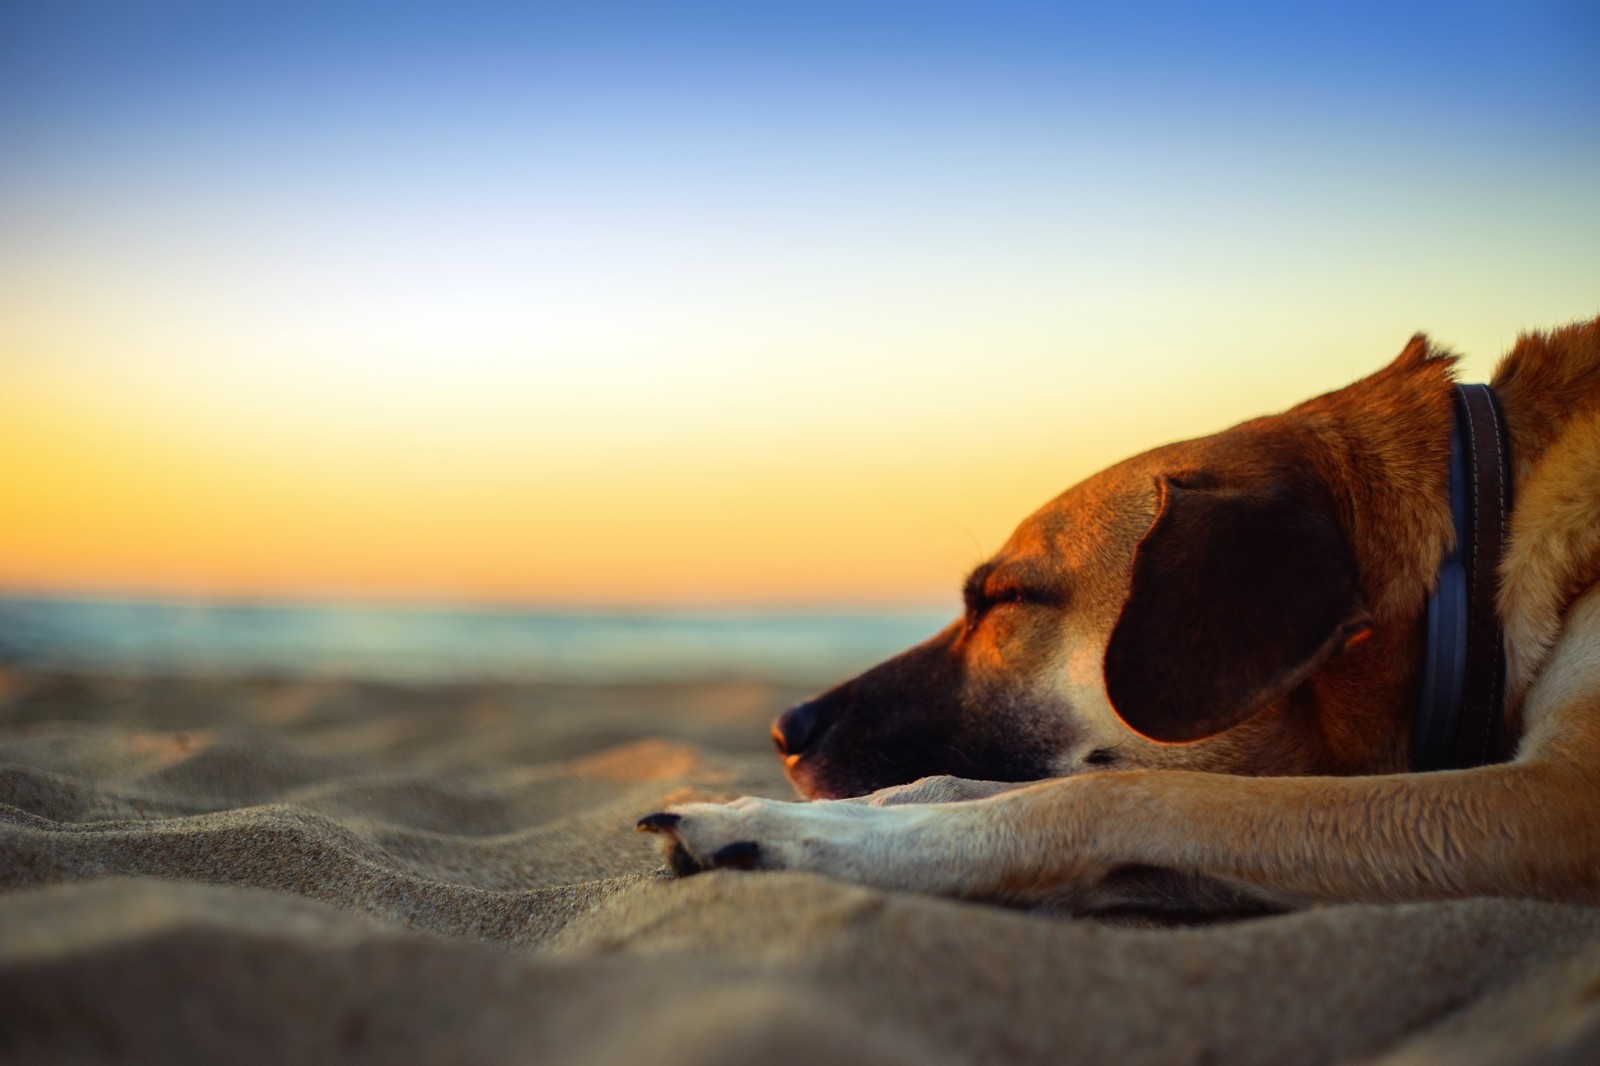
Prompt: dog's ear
<box><xmin>1104</xmin><ymin>477</ymin><xmax>1371</xmax><ymax>742</ymax></box>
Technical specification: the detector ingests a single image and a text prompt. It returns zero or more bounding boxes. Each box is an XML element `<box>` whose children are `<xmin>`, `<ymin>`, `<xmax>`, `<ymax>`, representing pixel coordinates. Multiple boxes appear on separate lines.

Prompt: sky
<box><xmin>1</xmin><ymin>1</ymin><xmax>1597</xmax><ymax>609</ymax></box>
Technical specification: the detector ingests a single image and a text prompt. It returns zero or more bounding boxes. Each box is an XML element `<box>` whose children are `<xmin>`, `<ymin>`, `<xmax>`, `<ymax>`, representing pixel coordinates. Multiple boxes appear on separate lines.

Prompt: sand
<box><xmin>4</xmin><ymin>666</ymin><xmax>1600</xmax><ymax>1064</ymax></box>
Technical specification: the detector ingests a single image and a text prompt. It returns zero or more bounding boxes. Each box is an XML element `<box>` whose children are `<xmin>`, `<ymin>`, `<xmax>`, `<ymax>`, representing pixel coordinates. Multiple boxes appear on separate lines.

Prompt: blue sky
<box><xmin>6</xmin><ymin>2</ymin><xmax>1597</xmax><ymax>189</ymax></box>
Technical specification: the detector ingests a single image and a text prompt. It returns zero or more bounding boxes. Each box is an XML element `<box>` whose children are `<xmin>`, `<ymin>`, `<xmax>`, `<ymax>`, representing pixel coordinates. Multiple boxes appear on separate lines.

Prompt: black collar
<box><xmin>1411</xmin><ymin>383</ymin><xmax>1513</xmax><ymax>772</ymax></box>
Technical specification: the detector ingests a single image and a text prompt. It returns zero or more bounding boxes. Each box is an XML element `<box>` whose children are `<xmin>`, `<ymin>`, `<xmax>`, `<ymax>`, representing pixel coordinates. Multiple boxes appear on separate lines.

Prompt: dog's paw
<box><xmin>636</xmin><ymin>796</ymin><xmax>898</xmax><ymax>882</ymax></box>
<box><xmin>636</xmin><ymin>807</ymin><xmax>771</xmax><ymax>876</ymax></box>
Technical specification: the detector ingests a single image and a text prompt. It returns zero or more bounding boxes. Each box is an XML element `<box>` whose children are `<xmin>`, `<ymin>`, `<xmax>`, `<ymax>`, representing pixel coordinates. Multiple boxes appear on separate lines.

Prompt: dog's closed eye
<box><xmin>964</xmin><ymin>585</ymin><xmax>1045</xmax><ymax>631</ymax></box>
<box><xmin>962</xmin><ymin>561</ymin><xmax>1065</xmax><ymax>626</ymax></box>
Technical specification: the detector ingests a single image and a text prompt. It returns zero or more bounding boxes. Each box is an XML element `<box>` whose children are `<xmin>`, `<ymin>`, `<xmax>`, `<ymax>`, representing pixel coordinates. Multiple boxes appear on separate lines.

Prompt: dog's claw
<box><xmin>711</xmin><ymin>841</ymin><xmax>763</xmax><ymax>870</ymax></box>
<box><xmin>636</xmin><ymin>812</ymin><xmax>681</xmax><ymax>833</ymax></box>
<box><xmin>667</xmin><ymin>841</ymin><xmax>704</xmax><ymax>876</ymax></box>
<box><xmin>640</xmin><ymin>805</ymin><xmax>776</xmax><ymax>878</ymax></box>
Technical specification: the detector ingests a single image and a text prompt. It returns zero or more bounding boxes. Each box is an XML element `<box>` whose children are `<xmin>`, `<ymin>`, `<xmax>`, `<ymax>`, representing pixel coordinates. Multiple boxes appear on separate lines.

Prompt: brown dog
<box><xmin>640</xmin><ymin>318</ymin><xmax>1600</xmax><ymax>913</ymax></box>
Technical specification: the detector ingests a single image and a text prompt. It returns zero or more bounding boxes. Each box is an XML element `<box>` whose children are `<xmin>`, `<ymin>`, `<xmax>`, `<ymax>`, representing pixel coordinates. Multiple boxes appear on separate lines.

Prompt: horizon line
<box><xmin>0</xmin><ymin>587</ymin><xmax>959</xmax><ymax>618</ymax></box>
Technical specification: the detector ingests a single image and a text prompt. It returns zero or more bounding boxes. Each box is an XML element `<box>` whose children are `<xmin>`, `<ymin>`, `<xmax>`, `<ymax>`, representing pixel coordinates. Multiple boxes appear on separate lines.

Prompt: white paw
<box><xmin>637</xmin><ymin>796</ymin><xmax>907</xmax><ymax>883</ymax></box>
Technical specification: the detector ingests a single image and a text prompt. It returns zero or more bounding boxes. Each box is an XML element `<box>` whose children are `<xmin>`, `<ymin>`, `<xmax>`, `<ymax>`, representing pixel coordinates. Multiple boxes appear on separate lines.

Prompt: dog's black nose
<box><xmin>772</xmin><ymin>699</ymin><xmax>832</xmax><ymax>757</ymax></box>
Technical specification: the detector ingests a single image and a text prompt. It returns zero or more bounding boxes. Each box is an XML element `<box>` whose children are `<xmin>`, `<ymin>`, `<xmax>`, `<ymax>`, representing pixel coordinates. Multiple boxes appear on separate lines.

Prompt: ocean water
<box><xmin>0</xmin><ymin>597</ymin><xmax>955</xmax><ymax>685</ymax></box>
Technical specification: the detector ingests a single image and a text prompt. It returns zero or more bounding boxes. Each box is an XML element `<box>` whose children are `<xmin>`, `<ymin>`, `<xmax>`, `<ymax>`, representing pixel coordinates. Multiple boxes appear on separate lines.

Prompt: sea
<box><xmin>0</xmin><ymin>597</ymin><xmax>955</xmax><ymax>686</ymax></box>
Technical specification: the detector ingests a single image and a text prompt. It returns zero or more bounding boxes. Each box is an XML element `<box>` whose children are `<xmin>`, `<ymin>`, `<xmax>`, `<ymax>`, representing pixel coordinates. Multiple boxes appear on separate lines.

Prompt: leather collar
<box><xmin>1411</xmin><ymin>383</ymin><xmax>1513</xmax><ymax>772</ymax></box>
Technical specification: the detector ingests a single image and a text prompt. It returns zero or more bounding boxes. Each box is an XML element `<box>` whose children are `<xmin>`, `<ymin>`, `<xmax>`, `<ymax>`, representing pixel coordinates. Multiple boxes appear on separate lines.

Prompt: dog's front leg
<box><xmin>637</xmin><ymin>779</ymin><xmax>1112</xmax><ymax>903</ymax></box>
<box><xmin>641</xmin><ymin>758</ymin><xmax>1600</xmax><ymax>907</ymax></box>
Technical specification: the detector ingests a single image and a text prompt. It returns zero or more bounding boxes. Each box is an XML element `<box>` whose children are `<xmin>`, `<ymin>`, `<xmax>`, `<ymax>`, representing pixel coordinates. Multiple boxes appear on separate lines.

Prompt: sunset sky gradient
<box><xmin>3</xmin><ymin>1</ymin><xmax>1597</xmax><ymax>608</ymax></box>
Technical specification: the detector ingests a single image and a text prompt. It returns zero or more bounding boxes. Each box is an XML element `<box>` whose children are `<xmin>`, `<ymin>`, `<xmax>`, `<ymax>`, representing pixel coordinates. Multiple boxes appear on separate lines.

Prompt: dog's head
<box><xmin>776</xmin><ymin>341</ymin><xmax>1457</xmax><ymax>799</ymax></box>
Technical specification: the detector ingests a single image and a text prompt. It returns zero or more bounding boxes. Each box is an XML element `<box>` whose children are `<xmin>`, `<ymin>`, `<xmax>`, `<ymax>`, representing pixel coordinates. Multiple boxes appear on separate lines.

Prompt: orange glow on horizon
<box><xmin>0</xmin><ymin>309</ymin><xmax>1536</xmax><ymax>610</ymax></box>
<box><xmin>0</xmin><ymin>367</ymin><xmax>1059</xmax><ymax>608</ymax></box>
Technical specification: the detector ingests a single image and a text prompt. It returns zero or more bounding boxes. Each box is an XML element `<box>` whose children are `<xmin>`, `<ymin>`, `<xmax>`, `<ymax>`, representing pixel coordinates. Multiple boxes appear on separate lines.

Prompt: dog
<box><xmin>639</xmin><ymin>317</ymin><xmax>1600</xmax><ymax>913</ymax></box>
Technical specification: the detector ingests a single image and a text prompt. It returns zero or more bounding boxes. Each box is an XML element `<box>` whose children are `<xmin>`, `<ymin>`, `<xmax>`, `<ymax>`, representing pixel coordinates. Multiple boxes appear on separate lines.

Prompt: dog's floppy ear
<box><xmin>1104</xmin><ymin>477</ymin><xmax>1371</xmax><ymax>742</ymax></box>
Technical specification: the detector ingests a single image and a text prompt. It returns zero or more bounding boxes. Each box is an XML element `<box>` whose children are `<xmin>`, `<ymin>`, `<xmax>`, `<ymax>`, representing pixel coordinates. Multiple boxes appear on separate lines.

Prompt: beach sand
<box><xmin>4</xmin><ymin>666</ymin><xmax>1600</xmax><ymax>1065</ymax></box>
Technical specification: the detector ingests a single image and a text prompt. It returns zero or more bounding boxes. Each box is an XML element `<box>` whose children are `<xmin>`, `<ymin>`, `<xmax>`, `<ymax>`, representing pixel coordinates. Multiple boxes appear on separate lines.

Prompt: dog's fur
<box><xmin>641</xmin><ymin>317</ymin><xmax>1600</xmax><ymax>913</ymax></box>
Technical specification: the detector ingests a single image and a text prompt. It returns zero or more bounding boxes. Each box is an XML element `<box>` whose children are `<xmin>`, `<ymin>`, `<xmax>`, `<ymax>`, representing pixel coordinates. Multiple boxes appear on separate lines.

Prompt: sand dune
<box><xmin>4</xmin><ymin>668</ymin><xmax>1600</xmax><ymax>1064</ymax></box>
